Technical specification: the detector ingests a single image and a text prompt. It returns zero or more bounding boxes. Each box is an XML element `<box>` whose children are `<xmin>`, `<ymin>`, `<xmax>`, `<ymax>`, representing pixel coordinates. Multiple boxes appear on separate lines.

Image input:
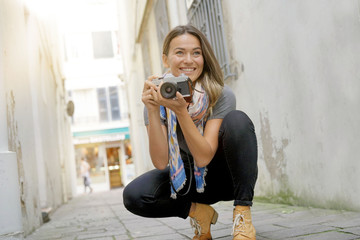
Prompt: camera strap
<box><xmin>164</xmin><ymin>83</ymin><xmax>209</xmax><ymax>197</ymax></box>
<box><xmin>161</xmin><ymin>107</ymin><xmax>192</xmax><ymax>196</ymax></box>
<box><xmin>169</xmin><ymin>151</ymin><xmax>193</xmax><ymax>197</ymax></box>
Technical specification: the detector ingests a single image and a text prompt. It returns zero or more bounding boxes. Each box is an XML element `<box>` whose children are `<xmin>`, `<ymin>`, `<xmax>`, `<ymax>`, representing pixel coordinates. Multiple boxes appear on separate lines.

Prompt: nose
<box><xmin>183</xmin><ymin>53</ymin><xmax>193</xmax><ymax>64</ymax></box>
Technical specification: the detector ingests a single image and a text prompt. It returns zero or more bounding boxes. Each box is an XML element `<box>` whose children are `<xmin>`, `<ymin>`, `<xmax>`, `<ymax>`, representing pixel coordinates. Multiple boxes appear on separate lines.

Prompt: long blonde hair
<box><xmin>162</xmin><ymin>24</ymin><xmax>224</xmax><ymax>116</ymax></box>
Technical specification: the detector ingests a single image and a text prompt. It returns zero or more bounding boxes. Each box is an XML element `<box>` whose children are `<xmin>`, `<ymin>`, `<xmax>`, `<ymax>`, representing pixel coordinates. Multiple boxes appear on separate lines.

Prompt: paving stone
<box><xmin>275</xmin><ymin>212</ymin><xmax>359</xmax><ymax>228</ymax></box>
<box><xmin>114</xmin><ymin>234</ymin><xmax>132</xmax><ymax>240</ymax></box>
<box><xmin>180</xmin><ymin>227</ymin><xmax>197</xmax><ymax>238</ymax></box>
<box><xmin>257</xmin><ymin>224</ymin><xmax>336</xmax><ymax>239</ymax></box>
<box><xmin>323</xmin><ymin>216</ymin><xmax>360</xmax><ymax>228</ymax></box>
<box><xmin>340</xmin><ymin>226</ymin><xmax>360</xmax><ymax>236</ymax></box>
<box><xmin>212</xmin><ymin>222</ymin><xmax>231</xmax><ymax>231</ymax></box>
<box><xmin>129</xmin><ymin>225</ymin><xmax>177</xmax><ymax>238</ymax></box>
<box><xmin>213</xmin><ymin>236</ymin><xmax>232</xmax><ymax>240</ymax></box>
<box><xmin>77</xmin><ymin>231</ymin><xmax>122</xmax><ymax>239</ymax></box>
<box><xmin>25</xmin><ymin>233</ymin><xmax>63</xmax><ymax>240</ymax></box>
<box><xmin>136</xmin><ymin>233</ymin><xmax>190</xmax><ymax>239</ymax></box>
<box><xmin>212</xmin><ymin>228</ymin><xmax>232</xmax><ymax>238</ymax></box>
<box><xmin>255</xmin><ymin>223</ymin><xmax>288</xmax><ymax>233</ymax></box>
<box><xmin>24</xmin><ymin>188</ymin><xmax>360</xmax><ymax>240</ymax></box>
<box><xmin>291</xmin><ymin>230</ymin><xmax>359</xmax><ymax>240</ymax></box>
<box><xmin>78</xmin><ymin>237</ymin><xmax>114</xmax><ymax>240</ymax></box>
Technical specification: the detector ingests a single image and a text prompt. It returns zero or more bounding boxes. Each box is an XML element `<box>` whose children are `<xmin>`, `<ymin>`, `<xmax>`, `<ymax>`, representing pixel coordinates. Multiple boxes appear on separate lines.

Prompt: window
<box><xmin>92</xmin><ymin>31</ymin><xmax>114</xmax><ymax>59</ymax></box>
<box><xmin>154</xmin><ymin>0</ymin><xmax>170</xmax><ymax>72</ymax></box>
<box><xmin>64</xmin><ymin>33</ymin><xmax>93</xmax><ymax>61</ymax></box>
<box><xmin>187</xmin><ymin>0</ymin><xmax>235</xmax><ymax>80</ymax></box>
<box><xmin>109</xmin><ymin>87</ymin><xmax>120</xmax><ymax>121</ymax></box>
<box><xmin>64</xmin><ymin>31</ymin><xmax>115</xmax><ymax>61</ymax></box>
<box><xmin>97</xmin><ymin>86</ymin><xmax>121</xmax><ymax>122</ymax></box>
<box><xmin>97</xmin><ymin>88</ymin><xmax>109</xmax><ymax>122</ymax></box>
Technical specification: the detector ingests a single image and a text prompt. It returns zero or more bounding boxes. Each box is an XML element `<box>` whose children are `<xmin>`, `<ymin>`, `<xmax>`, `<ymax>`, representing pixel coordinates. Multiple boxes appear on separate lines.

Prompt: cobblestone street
<box><xmin>25</xmin><ymin>188</ymin><xmax>360</xmax><ymax>240</ymax></box>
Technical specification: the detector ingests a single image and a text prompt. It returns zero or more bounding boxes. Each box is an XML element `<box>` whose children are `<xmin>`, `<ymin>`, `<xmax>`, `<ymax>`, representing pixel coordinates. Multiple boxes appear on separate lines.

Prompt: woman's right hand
<box><xmin>142</xmin><ymin>75</ymin><xmax>169</xmax><ymax>169</ymax></box>
<box><xmin>142</xmin><ymin>75</ymin><xmax>162</xmax><ymax>111</ymax></box>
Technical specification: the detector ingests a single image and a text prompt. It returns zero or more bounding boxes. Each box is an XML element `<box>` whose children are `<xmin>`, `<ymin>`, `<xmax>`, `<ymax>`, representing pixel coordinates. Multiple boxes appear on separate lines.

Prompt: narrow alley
<box><xmin>2</xmin><ymin>0</ymin><xmax>360</xmax><ymax>239</ymax></box>
<box><xmin>26</xmin><ymin>188</ymin><xmax>360</xmax><ymax>240</ymax></box>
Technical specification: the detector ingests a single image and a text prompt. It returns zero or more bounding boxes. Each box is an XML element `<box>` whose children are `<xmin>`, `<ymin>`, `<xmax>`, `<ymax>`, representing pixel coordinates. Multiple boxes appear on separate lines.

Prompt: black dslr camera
<box><xmin>152</xmin><ymin>74</ymin><xmax>193</xmax><ymax>102</ymax></box>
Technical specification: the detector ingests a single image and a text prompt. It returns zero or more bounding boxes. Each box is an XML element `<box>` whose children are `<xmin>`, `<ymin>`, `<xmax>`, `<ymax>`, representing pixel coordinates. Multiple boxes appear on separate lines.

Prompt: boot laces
<box><xmin>190</xmin><ymin>217</ymin><xmax>202</xmax><ymax>236</ymax></box>
<box><xmin>232</xmin><ymin>213</ymin><xmax>246</xmax><ymax>236</ymax></box>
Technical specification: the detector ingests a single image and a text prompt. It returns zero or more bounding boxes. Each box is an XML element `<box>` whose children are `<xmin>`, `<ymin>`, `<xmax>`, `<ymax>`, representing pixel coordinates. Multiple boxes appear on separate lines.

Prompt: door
<box><xmin>106</xmin><ymin>147</ymin><xmax>122</xmax><ymax>188</ymax></box>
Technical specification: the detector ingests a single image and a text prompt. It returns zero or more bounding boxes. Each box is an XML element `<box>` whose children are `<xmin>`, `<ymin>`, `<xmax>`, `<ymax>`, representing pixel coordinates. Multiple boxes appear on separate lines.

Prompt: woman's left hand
<box><xmin>156</xmin><ymin>89</ymin><xmax>189</xmax><ymax>114</ymax></box>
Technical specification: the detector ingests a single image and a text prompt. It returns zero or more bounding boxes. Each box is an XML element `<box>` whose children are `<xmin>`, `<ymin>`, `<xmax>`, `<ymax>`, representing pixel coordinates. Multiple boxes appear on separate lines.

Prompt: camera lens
<box><xmin>160</xmin><ymin>82</ymin><xmax>177</xmax><ymax>99</ymax></box>
<box><xmin>165</xmin><ymin>87</ymin><xmax>172</xmax><ymax>93</ymax></box>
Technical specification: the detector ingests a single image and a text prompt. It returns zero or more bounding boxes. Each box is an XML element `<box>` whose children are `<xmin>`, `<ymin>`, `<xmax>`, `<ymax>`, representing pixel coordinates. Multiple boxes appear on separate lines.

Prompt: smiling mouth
<box><xmin>180</xmin><ymin>68</ymin><xmax>196</xmax><ymax>73</ymax></box>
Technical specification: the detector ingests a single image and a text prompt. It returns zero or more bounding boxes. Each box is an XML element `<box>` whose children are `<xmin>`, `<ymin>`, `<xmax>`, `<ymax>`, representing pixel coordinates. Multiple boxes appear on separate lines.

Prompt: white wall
<box><xmin>117</xmin><ymin>0</ymin><xmax>150</xmax><ymax>176</ymax></box>
<box><xmin>62</xmin><ymin>0</ymin><xmax>128</xmax><ymax>132</ymax></box>
<box><xmin>118</xmin><ymin>0</ymin><xmax>360</xmax><ymax>210</ymax></box>
<box><xmin>0</xmin><ymin>20</ymin><xmax>23</xmax><ymax>235</ymax></box>
<box><xmin>222</xmin><ymin>0</ymin><xmax>360</xmax><ymax>210</ymax></box>
<box><xmin>117</xmin><ymin>0</ymin><xmax>188</xmax><ymax>176</ymax></box>
<box><xmin>0</xmin><ymin>0</ymin><xmax>76</xmax><ymax>236</ymax></box>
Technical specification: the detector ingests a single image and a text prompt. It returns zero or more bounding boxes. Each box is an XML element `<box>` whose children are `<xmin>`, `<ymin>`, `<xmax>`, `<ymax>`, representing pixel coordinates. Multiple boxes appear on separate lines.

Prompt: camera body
<box><xmin>152</xmin><ymin>74</ymin><xmax>193</xmax><ymax>102</ymax></box>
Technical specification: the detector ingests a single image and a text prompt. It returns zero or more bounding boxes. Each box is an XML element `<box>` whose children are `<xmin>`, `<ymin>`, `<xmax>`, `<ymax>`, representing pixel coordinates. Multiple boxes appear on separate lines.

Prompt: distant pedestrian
<box><xmin>123</xmin><ymin>24</ymin><xmax>258</xmax><ymax>240</ymax></box>
<box><xmin>80</xmin><ymin>158</ymin><xmax>93</xmax><ymax>193</ymax></box>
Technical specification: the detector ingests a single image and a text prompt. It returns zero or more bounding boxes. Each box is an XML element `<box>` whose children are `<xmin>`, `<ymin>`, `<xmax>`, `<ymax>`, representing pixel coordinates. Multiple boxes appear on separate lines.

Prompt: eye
<box><xmin>193</xmin><ymin>51</ymin><xmax>202</xmax><ymax>56</ymax></box>
<box><xmin>175</xmin><ymin>51</ymin><xmax>184</xmax><ymax>55</ymax></box>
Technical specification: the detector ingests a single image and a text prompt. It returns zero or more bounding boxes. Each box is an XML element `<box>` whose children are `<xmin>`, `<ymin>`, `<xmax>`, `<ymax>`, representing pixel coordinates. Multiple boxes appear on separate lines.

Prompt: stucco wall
<box><xmin>0</xmin><ymin>0</ymin><xmax>76</xmax><ymax>236</ymax></box>
<box><xmin>222</xmin><ymin>0</ymin><xmax>360</xmax><ymax>210</ymax></box>
<box><xmin>117</xmin><ymin>0</ymin><xmax>189</xmax><ymax>176</ymax></box>
<box><xmin>117</xmin><ymin>0</ymin><xmax>147</xmax><ymax>176</ymax></box>
<box><xmin>118</xmin><ymin>0</ymin><xmax>360</xmax><ymax>210</ymax></box>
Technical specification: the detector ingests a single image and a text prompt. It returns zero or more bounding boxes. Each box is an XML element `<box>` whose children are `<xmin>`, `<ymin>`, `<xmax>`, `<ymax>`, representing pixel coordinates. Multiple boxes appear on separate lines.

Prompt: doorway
<box><xmin>106</xmin><ymin>147</ymin><xmax>122</xmax><ymax>188</ymax></box>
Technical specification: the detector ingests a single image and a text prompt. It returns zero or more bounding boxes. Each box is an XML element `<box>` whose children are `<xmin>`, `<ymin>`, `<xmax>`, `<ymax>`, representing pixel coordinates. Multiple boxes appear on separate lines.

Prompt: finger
<box><xmin>142</xmin><ymin>89</ymin><xmax>154</xmax><ymax>99</ymax></box>
<box><xmin>150</xmin><ymin>87</ymin><xmax>161</xmax><ymax>99</ymax></box>
<box><xmin>147</xmin><ymin>74</ymin><xmax>161</xmax><ymax>81</ymax></box>
<box><xmin>143</xmin><ymin>75</ymin><xmax>160</xmax><ymax>92</ymax></box>
<box><xmin>143</xmin><ymin>80</ymin><xmax>154</xmax><ymax>92</ymax></box>
<box><xmin>151</xmin><ymin>74</ymin><xmax>165</xmax><ymax>87</ymax></box>
<box><xmin>175</xmin><ymin>91</ymin><xmax>184</xmax><ymax>100</ymax></box>
<box><xmin>148</xmin><ymin>75</ymin><xmax>162</xmax><ymax>85</ymax></box>
<box><xmin>149</xmin><ymin>90</ymin><xmax>156</xmax><ymax>102</ymax></box>
<box><xmin>144</xmin><ymin>88</ymin><xmax>152</xmax><ymax>95</ymax></box>
<box><xmin>148</xmin><ymin>79</ymin><xmax>158</xmax><ymax>88</ymax></box>
<box><xmin>142</xmin><ymin>87</ymin><xmax>155</xmax><ymax>98</ymax></box>
<box><xmin>147</xmin><ymin>93</ymin><xmax>154</xmax><ymax>100</ymax></box>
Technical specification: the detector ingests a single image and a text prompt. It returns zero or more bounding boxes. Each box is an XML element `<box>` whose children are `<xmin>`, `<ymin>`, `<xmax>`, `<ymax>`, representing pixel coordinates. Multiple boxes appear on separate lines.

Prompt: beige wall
<box><xmin>118</xmin><ymin>0</ymin><xmax>360</xmax><ymax>210</ymax></box>
<box><xmin>222</xmin><ymin>0</ymin><xmax>360</xmax><ymax>210</ymax></box>
<box><xmin>118</xmin><ymin>0</ymin><xmax>149</xmax><ymax>175</ymax></box>
<box><xmin>0</xmin><ymin>0</ymin><xmax>76</xmax><ymax>236</ymax></box>
<box><xmin>117</xmin><ymin>0</ymin><xmax>188</xmax><ymax>176</ymax></box>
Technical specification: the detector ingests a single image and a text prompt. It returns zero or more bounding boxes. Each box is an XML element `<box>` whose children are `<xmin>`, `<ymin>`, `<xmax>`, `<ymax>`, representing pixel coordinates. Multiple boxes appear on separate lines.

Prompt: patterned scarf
<box><xmin>160</xmin><ymin>82</ymin><xmax>209</xmax><ymax>199</ymax></box>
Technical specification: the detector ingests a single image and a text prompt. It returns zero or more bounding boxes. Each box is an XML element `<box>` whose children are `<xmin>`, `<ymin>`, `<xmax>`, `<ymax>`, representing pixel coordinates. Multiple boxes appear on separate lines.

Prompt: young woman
<box><xmin>123</xmin><ymin>24</ymin><xmax>258</xmax><ymax>240</ymax></box>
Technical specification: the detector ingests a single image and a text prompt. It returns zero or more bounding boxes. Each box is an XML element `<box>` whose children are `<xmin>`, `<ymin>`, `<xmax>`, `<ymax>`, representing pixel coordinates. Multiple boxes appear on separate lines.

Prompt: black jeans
<box><xmin>123</xmin><ymin>110</ymin><xmax>258</xmax><ymax>219</ymax></box>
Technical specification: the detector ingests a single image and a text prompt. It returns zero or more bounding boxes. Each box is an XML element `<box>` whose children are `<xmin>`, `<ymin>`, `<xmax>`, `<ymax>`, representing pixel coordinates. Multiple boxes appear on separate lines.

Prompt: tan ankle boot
<box><xmin>232</xmin><ymin>206</ymin><xmax>256</xmax><ymax>240</ymax></box>
<box><xmin>189</xmin><ymin>203</ymin><xmax>218</xmax><ymax>240</ymax></box>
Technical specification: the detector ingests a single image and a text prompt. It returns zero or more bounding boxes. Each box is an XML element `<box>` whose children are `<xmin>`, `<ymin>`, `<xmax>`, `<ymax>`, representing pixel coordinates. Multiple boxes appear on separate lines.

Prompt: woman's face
<box><xmin>162</xmin><ymin>33</ymin><xmax>204</xmax><ymax>82</ymax></box>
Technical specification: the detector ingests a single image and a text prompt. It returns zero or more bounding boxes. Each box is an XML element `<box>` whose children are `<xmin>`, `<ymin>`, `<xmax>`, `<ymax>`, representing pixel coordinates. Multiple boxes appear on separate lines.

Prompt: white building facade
<box><xmin>0</xmin><ymin>0</ymin><xmax>76</xmax><ymax>237</ymax></box>
<box><xmin>117</xmin><ymin>0</ymin><xmax>360</xmax><ymax>211</ymax></box>
<box><xmin>61</xmin><ymin>0</ymin><xmax>134</xmax><ymax>191</ymax></box>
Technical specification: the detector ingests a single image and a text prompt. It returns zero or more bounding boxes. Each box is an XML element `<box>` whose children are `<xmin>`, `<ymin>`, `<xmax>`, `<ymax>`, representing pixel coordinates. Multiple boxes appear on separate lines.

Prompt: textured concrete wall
<box><xmin>0</xmin><ymin>0</ymin><xmax>76</xmax><ymax>236</ymax></box>
<box><xmin>222</xmin><ymin>0</ymin><xmax>360</xmax><ymax>210</ymax></box>
<box><xmin>118</xmin><ymin>0</ymin><xmax>360</xmax><ymax>210</ymax></box>
<box><xmin>117</xmin><ymin>0</ymin><xmax>188</xmax><ymax>176</ymax></box>
<box><xmin>117</xmin><ymin>0</ymin><xmax>148</xmax><ymax>176</ymax></box>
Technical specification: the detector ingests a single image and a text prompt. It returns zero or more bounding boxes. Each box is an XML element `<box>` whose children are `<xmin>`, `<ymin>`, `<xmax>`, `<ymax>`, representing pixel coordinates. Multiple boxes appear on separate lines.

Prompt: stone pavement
<box><xmin>25</xmin><ymin>188</ymin><xmax>360</xmax><ymax>240</ymax></box>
